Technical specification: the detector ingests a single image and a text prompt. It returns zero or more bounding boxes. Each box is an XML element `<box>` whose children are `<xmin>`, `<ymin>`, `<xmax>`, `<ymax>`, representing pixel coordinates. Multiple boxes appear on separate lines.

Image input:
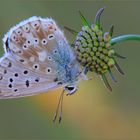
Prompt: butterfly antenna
<box><xmin>53</xmin><ymin>90</ymin><xmax>65</xmax><ymax>123</ymax></box>
<box><xmin>64</xmin><ymin>26</ymin><xmax>78</xmax><ymax>36</ymax></box>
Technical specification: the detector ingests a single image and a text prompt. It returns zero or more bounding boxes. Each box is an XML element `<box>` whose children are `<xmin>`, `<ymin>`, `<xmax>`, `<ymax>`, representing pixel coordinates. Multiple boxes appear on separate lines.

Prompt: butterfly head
<box><xmin>64</xmin><ymin>85</ymin><xmax>77</xmax><ymax>95</ymax></box>
<box><xmin>55</xmin><ymin>56</ymin><xmax>85</xmax><ymax>95</ymax></box>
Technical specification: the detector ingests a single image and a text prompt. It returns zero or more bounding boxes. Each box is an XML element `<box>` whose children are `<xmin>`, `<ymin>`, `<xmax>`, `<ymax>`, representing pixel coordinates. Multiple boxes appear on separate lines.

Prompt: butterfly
<box><xmin>0</xmin><ymin>16</ymin><xmax>87</xmax><ymax>123</ymax></box>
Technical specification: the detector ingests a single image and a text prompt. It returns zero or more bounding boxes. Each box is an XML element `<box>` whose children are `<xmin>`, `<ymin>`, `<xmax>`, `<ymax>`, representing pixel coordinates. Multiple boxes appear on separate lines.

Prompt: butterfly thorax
<box><xmin>53</xmin><ymin>45</ymin><xmax>82</xmax><ymax>84</ymax></box>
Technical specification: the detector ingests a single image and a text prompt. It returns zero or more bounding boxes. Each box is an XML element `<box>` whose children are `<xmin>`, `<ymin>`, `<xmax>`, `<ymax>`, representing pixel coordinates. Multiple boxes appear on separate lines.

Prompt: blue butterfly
<box><xmin>0</xmin><ymin>16</ymin><xmax>87</xmax><ymax>123</ymax></box>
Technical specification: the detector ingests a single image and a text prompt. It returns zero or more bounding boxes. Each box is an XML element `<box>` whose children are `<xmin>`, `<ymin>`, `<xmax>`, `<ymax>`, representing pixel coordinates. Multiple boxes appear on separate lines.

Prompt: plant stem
<box><xmin>110</xmin><ymin>34</ymin><xmax>140</xmax><ymax>46</ymax></box>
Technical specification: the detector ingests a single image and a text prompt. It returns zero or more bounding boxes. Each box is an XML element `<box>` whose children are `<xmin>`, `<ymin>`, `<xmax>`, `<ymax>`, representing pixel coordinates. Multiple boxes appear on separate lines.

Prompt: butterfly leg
<box><xmin>53</xmin><ymin>90</ymin><xmax>65</xmax><ymax>123</ymax></box>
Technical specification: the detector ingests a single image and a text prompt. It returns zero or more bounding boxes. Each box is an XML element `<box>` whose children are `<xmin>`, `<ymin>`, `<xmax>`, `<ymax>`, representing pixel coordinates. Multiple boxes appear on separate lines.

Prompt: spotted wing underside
<box><xmin>0</xmin><ymin>16</ymin><xmax>72</xmax><ymax>98</ymax></box>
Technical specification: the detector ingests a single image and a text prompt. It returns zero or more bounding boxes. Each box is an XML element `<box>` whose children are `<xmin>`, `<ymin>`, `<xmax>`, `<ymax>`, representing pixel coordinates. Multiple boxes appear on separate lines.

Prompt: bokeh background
<box><xmin>0</xmin><ymin>0</ymin><xmax>140</xmax><ymax>140</ymax></box>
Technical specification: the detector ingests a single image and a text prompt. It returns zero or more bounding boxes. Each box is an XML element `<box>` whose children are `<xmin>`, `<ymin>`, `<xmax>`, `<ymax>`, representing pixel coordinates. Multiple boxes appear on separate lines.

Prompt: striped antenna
<box><xmin>64</xmin><ymin>26</ymin><xmax>78</xmax><ymax>36</ymax></box>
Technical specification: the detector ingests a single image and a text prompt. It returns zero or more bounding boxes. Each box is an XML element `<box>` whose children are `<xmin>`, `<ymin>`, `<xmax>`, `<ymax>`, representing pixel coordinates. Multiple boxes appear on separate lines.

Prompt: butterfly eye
<box><xmin>41</xmin><ymin>39</ymin><xmax>47</xmax><ymax>45</ymax></box>
<box><xmin>45</xmin><ymin>67</ymin><xmax>52</xmax><ymax>74</ymax></box>
<box><xmin>48</xmin><ymin>34</ymin><xmax>55</xmax><ymax>40</ymax></box>
<box><xmin>65</xmin><ymin>85</ymin><xmax>77</xmax><ymax>95</ymax></box>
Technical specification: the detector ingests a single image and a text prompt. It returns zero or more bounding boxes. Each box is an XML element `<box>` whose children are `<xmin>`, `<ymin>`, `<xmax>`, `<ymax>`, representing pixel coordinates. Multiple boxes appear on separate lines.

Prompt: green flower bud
<box><xmin>105</xmin><ymin>43</ymin><xmax>110</xmax><ymax>49</ymax></box>
<box><xmin>87</xmin><ymin>57</ymin><xmax>92</xmax><ymax>62</ymax></box>
<box><xmin>86</xmin><ymin>48</ymin><xmax>91</xmax><ymax>53</ymax></box>
<box><xmin>82</xmin><ymin>26</ymin><xmax>89</xmax><ymax>31</ymax></box>
<box><xmin>92</xmin><ymin>47</ymin><xmax>97</xmax><ymax>52</ymax></box>
<box><xmin>100</xmin><ymin>42</ymin><xmax>105</xmax><ymax>47</ymax></box>
<box><xmin>108</xmin><ymin>58</ymin><xmax>115</xmax><ymax>67</ymax></box>
<box><xmin>96</xmin><ymin>58</ymin><xmax>101</xmax><ymax>63</ymax></box>
<box><xmin>81</xmin><ymin>58</ymin><xmax>86</xmax><ymax>63</ymax></box>
<box><xmin>99</xmin><ymin>53</ymin><xmax>104</xmax><ymax>59</ymax></box>
<box><xmin>77</xmin><ymin>51</ymin><xmax>82</xmax><ymax>57</ymax></box>
<box><xmin>103</xmin><ymin>49</ymin><xmax>108</xmax><ymax>54</ymax></box>
<box><xmin>98</xmin><ymin>47</ymin><xmax>102</xmax><ymax>52</ymax></box>
<box><xmin>83</xmin><ymin>53</ymin><xmax>89</xmax><ymax>58</ymax></box>
<box><xmin>77</xmin><ymin>56</ymin><xmax>82</xmax><ymax>61</ymax></box>
<box><xmin>103</xmin><ymin>65</ymin><xmax>108</xmax><ymax>69</ymax></box>
<box><xmin>88</xmin><ymin>44</ymin><xmax>93</xmax><ymax>48</ymax></box>
<box><xmin>108</xmin><ymin>49</ymin><xmax>115</xmax><ymax>57</ymax></box>
<box><xmin>92</xmin><ymin>25</ymin><xmax>99</xmax><ymax>32</ymax></box>
<box><xmin>79</xmin><ymin>46</ymin><xmax>85</xmax><ymax>53</ymax></box>
<box><xmin>90</xmin><ymin>52</ymin><xmax>94</xmax><ymax>56</ymax></box>
<box><xmin>96</xmin><ymin>51</ymin><xmax>100</xmax><ymax>57</ymax></box>
<box><xmin>94</xmin><ymin>41</ymin><xmax>99</xmax><ymax>47</ymax></box>
<box><xmin>104</xmin><ymin>56</ymin><xmax>109</xmax><ymax>62</ymax></box>
<box><xmin>98</xmin><ymin>36</ymin><xmax>103</xmax><ymax>42</ymax></box>
<box><xmin>104</xmin><ymin>32</ymin><xmax>111</xmax><ymax>42</ymax></box>
<box><xmin>82</xmin><ymin>41</ymin><xmax>88</xmax><ymax>47</ymax></box>
<box><xmin>92</xmin><ymin>56</ymin><xmax>97</xmax><ymax>61</ymax></box>
<box><xmin>96</xmin><ymin>30</ymin><xmax>103</xmax><ymax>36</ymax></box>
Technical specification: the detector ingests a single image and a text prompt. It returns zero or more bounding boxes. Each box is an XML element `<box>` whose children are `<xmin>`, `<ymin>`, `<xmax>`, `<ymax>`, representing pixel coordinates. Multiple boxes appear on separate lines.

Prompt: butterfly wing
<box><xmin>0</xmin><ymin>16</ymin><xmax>74</xmax><ymax>99</ymax></box>
<box><xmin>0</xmin><ymin>53</ymin><xmax>59</xmax><ymax>99</ymax></box>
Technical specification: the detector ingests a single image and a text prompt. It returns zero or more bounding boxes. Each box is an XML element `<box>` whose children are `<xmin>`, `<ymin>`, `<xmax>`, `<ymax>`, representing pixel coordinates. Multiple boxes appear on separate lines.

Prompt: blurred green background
<box><xmin>0</xmin><ymin>0</ymin><xmax>140</xmax><ymax>140</ymax></box>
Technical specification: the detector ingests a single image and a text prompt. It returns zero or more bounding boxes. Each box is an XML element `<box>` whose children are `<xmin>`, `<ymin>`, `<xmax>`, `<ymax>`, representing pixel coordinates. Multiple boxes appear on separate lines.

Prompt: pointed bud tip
<box><xmin>78</xmin><ymin>10</ymin><xmax>90</xmax><ymax>27</ymax></box>
<box><xmin>94</xmin><ymin>7</ymin><xmax>105</xmax><ymax>27</ymax></box>
<box><xmin>109</xmin><ymin>24</ymin><xmax>114</xmax><ymax>37</ymax></box>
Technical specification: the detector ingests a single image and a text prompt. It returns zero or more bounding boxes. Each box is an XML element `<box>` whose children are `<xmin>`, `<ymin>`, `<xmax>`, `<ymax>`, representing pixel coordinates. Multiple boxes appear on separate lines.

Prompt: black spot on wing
<box><xmin>25</xmin><ymin>80</ymin><xmax>30</xmax><ymax>87</ymax></box>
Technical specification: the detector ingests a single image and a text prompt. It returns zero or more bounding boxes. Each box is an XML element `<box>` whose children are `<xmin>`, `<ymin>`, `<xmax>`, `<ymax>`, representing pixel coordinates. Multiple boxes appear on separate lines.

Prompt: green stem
<box><xmin>110</xmin><ymin>34</ymin><xmax>140</xmax><ymax>46</ymax></box>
